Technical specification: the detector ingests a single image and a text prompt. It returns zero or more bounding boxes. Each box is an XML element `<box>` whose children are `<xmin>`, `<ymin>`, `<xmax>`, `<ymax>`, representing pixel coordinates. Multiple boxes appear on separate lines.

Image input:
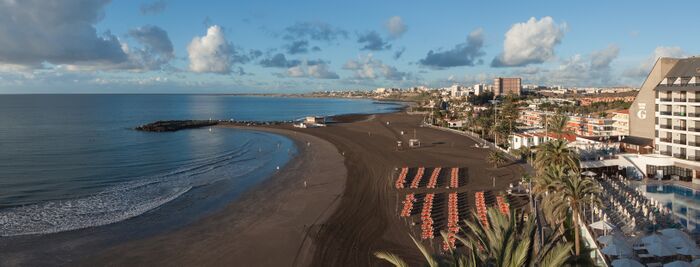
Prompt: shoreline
<box><xmin>77</xmin><ymin>110</ymin><xmax>526</xmax><ymax>266</ymax></box>
<box><xmin>79</xmin><ymin>126</ymin><xmax>347</xmax><ymax>266</ymax></box>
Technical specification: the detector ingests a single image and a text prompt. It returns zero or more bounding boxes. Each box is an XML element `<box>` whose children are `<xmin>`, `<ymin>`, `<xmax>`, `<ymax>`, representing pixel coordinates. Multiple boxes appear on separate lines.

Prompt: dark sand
<box><xmin>80</xmin><ymin>111</ymin><xmax>526</xmax><ymax>266</ymax></box>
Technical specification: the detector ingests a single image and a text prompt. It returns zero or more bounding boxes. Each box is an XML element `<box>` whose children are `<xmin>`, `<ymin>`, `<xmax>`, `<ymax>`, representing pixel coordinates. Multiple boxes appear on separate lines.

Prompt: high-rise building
<box><xmin>493</xmin><ymin>77</ymin><xmax>521</xmax><ymax>97</ymax></box>
<box><xmin>628</xmin><ymin>56</ymin><xmax>700</xmax><ymax>182</ymax></box>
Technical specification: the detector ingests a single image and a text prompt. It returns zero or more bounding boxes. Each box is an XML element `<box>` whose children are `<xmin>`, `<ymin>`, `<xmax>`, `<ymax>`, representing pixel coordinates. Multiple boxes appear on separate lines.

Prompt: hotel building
<box><xmin>493</xmin><ymin>77</ymin><xmax>521</xmax><ymax>97</ymax></box>
<box><xmin>627</xmin><ymin>57</ymin><xmax>700</xmax><ymax>182</ymax></box>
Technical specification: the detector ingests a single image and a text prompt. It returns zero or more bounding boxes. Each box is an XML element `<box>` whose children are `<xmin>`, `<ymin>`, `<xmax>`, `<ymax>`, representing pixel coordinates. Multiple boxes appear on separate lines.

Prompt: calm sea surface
<box><xmin>0</xmin><ymin>94</ymin><xmax>400</xmax><ymax>237</ymax></box>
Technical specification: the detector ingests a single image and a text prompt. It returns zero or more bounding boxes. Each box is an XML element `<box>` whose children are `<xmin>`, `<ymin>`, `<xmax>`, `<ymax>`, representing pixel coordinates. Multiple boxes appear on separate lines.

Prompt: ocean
<box><xmin>0</xmin><ymin>95</ymin><xmax>400</xmax><ymax>238</ymax></box>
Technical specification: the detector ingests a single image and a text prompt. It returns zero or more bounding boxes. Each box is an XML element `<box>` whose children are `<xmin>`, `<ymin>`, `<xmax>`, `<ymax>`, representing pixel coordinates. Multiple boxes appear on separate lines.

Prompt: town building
<box><xmin>611</xmin><ymin>110</ymin><xmax>630</xmax><ymax>136</ymax></box>
<box><xmin>566</xmin><ymin>116</ymin><xmax>615</xmax><ymax>137</ymax></box>
<box><xmin>493</xmin><ymin>77</ymin><xmax>521</xmax><ymax>97</ymax></box>
<box><xmin>472</xmin><ymin>83</ymin><xmax>488</xmax><ymax>96</ymax></box>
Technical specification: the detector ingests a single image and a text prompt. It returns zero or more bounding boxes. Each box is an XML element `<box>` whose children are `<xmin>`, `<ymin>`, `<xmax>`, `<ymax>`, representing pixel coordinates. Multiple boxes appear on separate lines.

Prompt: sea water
<box><xmin>0</xmin><ymin>94</ymin><xmax>400</xmax><ymax>237</ymax></box>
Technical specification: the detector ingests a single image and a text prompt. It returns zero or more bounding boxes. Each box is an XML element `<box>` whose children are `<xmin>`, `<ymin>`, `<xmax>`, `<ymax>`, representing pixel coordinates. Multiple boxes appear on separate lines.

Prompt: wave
<box><xmin>0</xmin><ymin>137</ymin><xmax>283</xmax><ymax>237</ymax></box>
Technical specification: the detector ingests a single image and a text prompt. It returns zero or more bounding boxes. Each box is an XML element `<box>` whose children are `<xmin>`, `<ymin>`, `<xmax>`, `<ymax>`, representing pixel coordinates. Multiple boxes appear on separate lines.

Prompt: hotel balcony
<box><xmin>689</xmin><ymin>113</ymin><xmax>700</xmax><ymax>118</ymax></box>
<box><xmin>689</xmin><ymin>127</ymin><xmax>700</xmax><ymax>132</ymax></box>
<box><xmin>674</xmin><ymin>139</ymin><xmax>687</xmax><ymax>145</ymax></box>
<box><xmin>660</xmin><ymin>111</ymin><xmax>672</xmax><ymax>116</ymax></box>
<box><xmin>660</xmin><ymin>124</ymin><xmax>672</xmax><ymax>129</ymax></box>
<box><xmin>688</xmin><ymin>141</ymin><xmax>700</xmax><ymax>147</ymax></box>
<box><xmin>674</xmin><ymin>112</ymin><xmax>687</xmax><ymax>116</ymax></box>
<box><xmin>674</xmin><ymin>153</ymin><xmax>687</xmax><ymax>159</ymax></box>
<box><xmin>660</xmin><ymin>150</ymin><xmax>672</xmax><ymax>156</ymax></box>
<box><xmin>675</xmin><ymin>98</ymin><xmax>687</xmax><ymax>102</ymax></box>
<box><xmin>660</xmin><ymin>97</ymin><xmax>673</xmax><ymax>102</ymax></box>
<box><xmin>660</xmin><ymin>137</ymin><xmax>672</xmax><ymax>143</ymax></box>
<box><xmin>689</xmin><ymin>98</ymin><xmax>700</xmax><ymax>103</ymax></box>
<box><xmin>674</xmin><ymin>126</ymin><xmax>687</xmax><ymax>131</ymax></box>
<box><xmin>687</xmin><ymin>156</ymin><xmax>700</xmax><ymax>161</ymax></box>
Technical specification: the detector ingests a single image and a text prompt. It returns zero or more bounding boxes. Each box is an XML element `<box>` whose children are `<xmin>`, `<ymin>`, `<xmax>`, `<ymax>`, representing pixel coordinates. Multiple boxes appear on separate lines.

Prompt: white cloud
<box><xmin>187</xmin><ymin>25</ymin><xmax>234</xmax><ymax>74</ymax></box>
<box><xmin>514</xmin><ymin>45</ymin><xmax>620</xmax><ymax>86</ymax></box>
<box><xmin>623</xmin><ymin>46</ymin><xmax>686</xmax><ymax>78</ymax></box>
<box><xmin>285</xmin><ymin>60</ymin><xmax>339</xmax><ymax>79</ymax></box>
<box><xmin>492</xmin><ymin>16</ymin><xmax>567</xmax><ymax>67</ymax></box>
<box><xmin>386</xmin><ymin>16</ymin><xmax>407</xmax><ymax>38</ymax></box>
<box><xmin>343</xmin><ymin>54</ymin><xmax>409</xmax><ymax>81</ymax></box>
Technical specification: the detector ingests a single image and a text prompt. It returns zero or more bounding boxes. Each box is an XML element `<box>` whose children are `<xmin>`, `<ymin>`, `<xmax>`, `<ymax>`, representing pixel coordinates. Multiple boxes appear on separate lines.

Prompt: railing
<box><xmin>673</xmin><ymin>139</ymin><xmax>687</xmax><ymax>145</ymax></box>
<box><xmin>660</xmin><ymin>137</ymin><xmax>672</xmax><ymax>143</ymax></box>
<box><xmin>674</xmin><ymin>112</ymin><xmax>687</xmax><ymax>116</ymax></box>
<box><xmin>675</xmin><ymin>98</ymin><xmax>688</xmax><ymax>102</ymax></box>
<box><xmin>689</xmin><ymin>98</ymin><xmax>700</xmax><ymax>103</ymax></box>
<box><xmin>674</xmin><ymin>126</ymin><xmax>687</xmax><ymax>131</ymax></box>
<box><xmin>688</xmin><ymin>156</ymin><xmax>700</xmax><ymax>161</ymax></box>
<box><xmin>660</xmin><ymin>125</ymin><xmax>672</xmax><ymax>129</ymax></box>
<box><xmin>689</xmin><ymin>113</ymin><xmax>700</xmax><ymax>117</ymax></box>
<box><xmin>689</xmin><ymin>128</ymin><xmax>700</xmax><ymax>132</ymax></box>
<box><xmin>689</xmin><ymin>142</ymin><xmax>700</xmax><ymax>147</ymax></box>
<box><xmin>674</xmin><ymin>153</ymin><xmax>687</xmax><ymax>159</ymax></box>
<box><xmin>660</xmin><ymin>111</ymin><xmax>672</xmax><ymax>115</ymax></box>
<box><xmin>660</xmin><ymin>98</ymin><xmax>673</xmax><ymax>102</ymax></box>
<box><xmin>660</xmin><ymin>151</ymin><xmax>672</xmax><ymax>156</ymax></box>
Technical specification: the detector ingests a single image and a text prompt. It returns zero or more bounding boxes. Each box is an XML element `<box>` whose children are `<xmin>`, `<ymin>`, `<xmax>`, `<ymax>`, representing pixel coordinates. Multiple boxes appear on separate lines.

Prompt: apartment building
<box><xmin>612</xmin><ymin>110</ymin><xmax>630</xmax><ymax>136</ymax></box>
<box><xmin>493</xmin><ymin>77</ymin><xmax>521</xmax><ymax>97</ymax></box>
<box><xmin>566</xmin><ymin>116</ymin><xmax>615</xmax><ymax>137</ymax></box>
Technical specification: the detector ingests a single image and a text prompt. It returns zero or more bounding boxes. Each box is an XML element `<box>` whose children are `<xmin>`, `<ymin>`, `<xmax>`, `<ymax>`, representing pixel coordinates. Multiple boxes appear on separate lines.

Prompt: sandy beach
<box><xmin>80</xmin><ymin>111</ymin><xmax>526</xmax><ymax>266</ymax></box>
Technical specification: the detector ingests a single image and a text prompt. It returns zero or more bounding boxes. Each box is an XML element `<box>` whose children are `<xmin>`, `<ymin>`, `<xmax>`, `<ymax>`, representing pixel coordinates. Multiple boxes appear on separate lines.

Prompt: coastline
<box><xmin>79</xmin><ymin>126</ymin><xmax>346</xmax><ymax>266</ymax></box>
<box><xmin>77</xmin><ymin>110</ymin><xmax>526</xmax><ymax>266</ymax></box>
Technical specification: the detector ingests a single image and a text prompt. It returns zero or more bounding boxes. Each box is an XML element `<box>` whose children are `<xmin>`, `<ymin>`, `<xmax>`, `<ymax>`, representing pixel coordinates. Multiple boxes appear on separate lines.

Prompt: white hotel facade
<box><xmin>627</xmin><ymin>57</ymin><xmax>700</xmax><ymax>182</ymax></box>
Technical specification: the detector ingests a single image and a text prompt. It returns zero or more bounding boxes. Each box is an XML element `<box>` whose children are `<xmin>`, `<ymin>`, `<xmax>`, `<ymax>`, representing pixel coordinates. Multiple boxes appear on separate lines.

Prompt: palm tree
<box><xmin>487</xmin><ymin>151</ymin><xmax>508</xmax><ymax>168</ymax></box>
<box><xmin>534</xmin><ymin>139</ymin><xmax>578</xmax><ymax>173</ymax></box>
<box><xmin>547</xmin><ymin>113</ymin><xmax>570</xmax><ymax>136</ymax></box>
<box><xmin>542</xmin><ymin>172</ymin><xmax>601</xmax><ymax>256</ymax></box>
<box><xmin>375</xmin><ymin>208</ymin><xmax>573</xmax><ymax>267</ymax></box>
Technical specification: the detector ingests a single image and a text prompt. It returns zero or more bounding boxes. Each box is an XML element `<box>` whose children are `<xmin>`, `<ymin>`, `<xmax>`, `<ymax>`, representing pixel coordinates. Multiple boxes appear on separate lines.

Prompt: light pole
<box><xmin>490</xmin><ymin>100</ymin><xmax>500</xmax><ymax>145</ymax></box>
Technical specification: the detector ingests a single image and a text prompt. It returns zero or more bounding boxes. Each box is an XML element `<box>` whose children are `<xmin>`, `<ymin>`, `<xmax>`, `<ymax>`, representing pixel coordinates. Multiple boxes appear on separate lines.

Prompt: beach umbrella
<box><xmin>598</xmin><ymin>234</ymin><xmax>626</xmax><ymax>245</ymax></box>
<box><xmin>676</xmin><ymin>245</ymin><xmax>700</xmax><ymax>256</ymax></box>
<box><xmin>590</xmin><ymin>220</ymin><xmax>616</xmax><ymax>231</ymax></box>
<box><xmin>647</xmin><ymin>242</ymin><xmax>677</xmax><ymax>257</ymax></box>
<box><xmin>663</xmin><ymin>261</ymin><xmax>692</xmax><ymax>267</ymax></box>
<box><xmin>582</xmin><ymin>170</ymin><xmax>597</xmax><ymax>177</ymax></box>
<box><xmin>661</xmin><ymin>228</ymin><xmax>689</xmax><ymax>239</ymax></box>
<box><xmin>642</xmin><ymin>234</ymin><xmax>666</xmax><ymax>245</ymax></box>
<box><xmin>602</xmin><ymin>241</ymin><xmax>634</xmax><ymax>257</ymax></box>
<box><xmin>611</xmin><ymin>259</ymin><xmax>644</xmax><ymax>267</ymax></box>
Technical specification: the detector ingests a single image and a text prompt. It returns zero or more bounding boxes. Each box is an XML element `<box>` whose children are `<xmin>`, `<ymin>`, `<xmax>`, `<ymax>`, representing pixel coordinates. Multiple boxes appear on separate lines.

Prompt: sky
<box><xmin>0</xmin><ymin>0</ymin><xmax>698</xmax><ymax>93</ymax></box>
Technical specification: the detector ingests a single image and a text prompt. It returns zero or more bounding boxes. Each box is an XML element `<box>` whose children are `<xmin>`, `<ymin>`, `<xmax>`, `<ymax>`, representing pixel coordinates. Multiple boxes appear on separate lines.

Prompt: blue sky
<box><xmin>0</xmin><ymin>0</ymin><xmax>698</xmax><ymax>93</ymax></box>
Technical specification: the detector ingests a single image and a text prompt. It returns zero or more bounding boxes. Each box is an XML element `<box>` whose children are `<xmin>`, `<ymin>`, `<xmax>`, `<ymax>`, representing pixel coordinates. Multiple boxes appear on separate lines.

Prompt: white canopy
<box><xmin>642</xmin><ymin>234</ymin><xmax>667</xmax><ymax>245</ymax></box>
<box><xmin>602</xmin><ymin>242</ymin><xmax>634</xmax><ymax>257</ymax></box>
<box><xmin>663</xmin><ymin>261</ymin><xmax>692</xmax><ymax>267</ymax></box>
<box><xmin>676</xmin><ymin>246</ymin><xmax>700</xmax><ymax>256</ymax></box>
<box><xmin>598</xmin><ymin>234</ymin><xmax>626</xmax><ymax>245</ymax></box>
<box><xmin>611</xmin><ymin>259</ymin><xmax>644</xmax><ymax>267</ymax></box>
<box><xmin>590</xmin><ymin>220</ymin><xmax>616</xmax><ymax>231</ymax></box>
<box><xmin>647</xmin><ymin>242</ymin><xmax>677</xmax><ymax>257</ymax></box>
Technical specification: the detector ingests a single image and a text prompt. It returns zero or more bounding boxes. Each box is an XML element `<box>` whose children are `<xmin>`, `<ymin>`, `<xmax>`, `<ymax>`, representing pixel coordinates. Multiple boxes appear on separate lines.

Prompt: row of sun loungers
<box><xmin>396</xmin><ymin>167</ymin><xmax>467</xmax><ymax>189</ymax></box>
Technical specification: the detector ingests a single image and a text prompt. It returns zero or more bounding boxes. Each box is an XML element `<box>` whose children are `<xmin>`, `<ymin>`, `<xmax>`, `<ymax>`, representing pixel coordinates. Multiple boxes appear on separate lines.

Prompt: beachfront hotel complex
<box><xmin>628</xmin><ymin>57</ymin><xmax>700</xmax><ymax>182</ymax></box>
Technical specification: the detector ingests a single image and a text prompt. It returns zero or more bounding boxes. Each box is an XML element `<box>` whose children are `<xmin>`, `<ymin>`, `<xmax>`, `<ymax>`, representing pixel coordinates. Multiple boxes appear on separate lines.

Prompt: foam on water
<box><xmin>0</xmin><ymin>138</ymin><xmax>280</xmax><ymax>237</ymax></box>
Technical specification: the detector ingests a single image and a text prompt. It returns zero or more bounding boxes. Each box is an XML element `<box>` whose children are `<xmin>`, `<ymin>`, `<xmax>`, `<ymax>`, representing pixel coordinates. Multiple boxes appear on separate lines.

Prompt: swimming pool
<box><xmin>641</xmin><ymin>184</ymin><xmax>700</xmax><ymax>233</ymax></box>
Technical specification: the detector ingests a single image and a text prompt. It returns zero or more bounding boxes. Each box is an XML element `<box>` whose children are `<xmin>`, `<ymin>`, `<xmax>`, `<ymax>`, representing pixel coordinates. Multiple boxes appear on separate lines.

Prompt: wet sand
<box><xmin>81</xmin><ymin>111</ymin><xmax>526</xmax><ymax>266</ymax></box>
